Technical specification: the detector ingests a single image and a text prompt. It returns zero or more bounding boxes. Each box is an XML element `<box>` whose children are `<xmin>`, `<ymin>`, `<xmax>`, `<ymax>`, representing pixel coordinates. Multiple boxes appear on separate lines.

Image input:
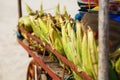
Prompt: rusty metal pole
<box><xmin>98</xmin><ymin>0</ymin><xmax>109</xmax><ymax>80</ymax></box>
<box><xmin>18</xmin><ymin>0</ymin><xmax>22</xmax><ymax>18</ymax></box>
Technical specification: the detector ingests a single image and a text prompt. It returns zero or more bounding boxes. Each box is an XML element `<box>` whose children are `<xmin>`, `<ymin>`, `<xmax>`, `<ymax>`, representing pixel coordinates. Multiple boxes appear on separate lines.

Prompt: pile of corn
<box><xmin>18</xmin><ymin>3</ymin><xmax>120</xmax><ymax>80</ymax></box>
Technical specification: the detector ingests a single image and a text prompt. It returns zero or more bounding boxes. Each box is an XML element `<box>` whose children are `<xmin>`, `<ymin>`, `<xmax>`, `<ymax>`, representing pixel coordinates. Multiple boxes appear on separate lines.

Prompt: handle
<box><xmin>18</xmin><ymin>0</ymin><xmax>22</xmax><ymax>18</ymax></box>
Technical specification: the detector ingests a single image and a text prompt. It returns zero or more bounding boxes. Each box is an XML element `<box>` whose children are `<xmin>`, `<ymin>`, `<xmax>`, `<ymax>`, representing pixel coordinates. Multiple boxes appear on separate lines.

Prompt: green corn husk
<box><xmin>47</xmin><ymin>16</ymin><xmax>69</xmax><ymax>70</ymax></box>
<box><xmin>48</xmin><ymin>25</ymin><xmax>66</xmax><ymax>66</ymax></box>
<box><xmin>48</xmin><ymin>26</ymin><xmax>65</xmax><ymax>56</ymax></box>
<box><xmin>81</xmin><ymin>31</ymin><xmax>94</xmax><ymax>78</ymax></box>
<box><xmin>61</xmin><ymin>21</ymin><xmax>83</xmax><ymax>80</ymax></box>
<box><xmin>115</xmin><ymin>58</ymin><xmax>120</xmax><ymax>74</ymax></box>
<box><xmin>87</xmin><ymin>27</ymin><xmax>98</xmax><ymax>80</ymax></box>
<box><xmin>109</xmin><ymin>48</ymin><xmax>120</xmax><ymax>79</ymax></box>
<box><xmin>73</xmin><ymin>71</ymin><xmax>83</xmax><ymax>80</ymax></box>
<box><xmin>55</xmin><ymin>4</ymin><xmax>60</xmax><ymax>16</ymax></box>
<box><xmin>30</xmin><ymin>17</ymin><xmax>41</xmax><ymax>38</ymax></box>
<box><xmin>37</xmin><ymin>18</ymin><xmax>48</xmax><ymax>35</ymax></box>
<box><xmin>110</xmin><ymin>48</ymin><xmax>120</xmax><ymax>59</ymax></box>
<box><xmin>18</xmin><ymin>16</ymin><xmax>33</xmax><ymax>33</ymax></box>
<box><xmin>36</xmin><ymin>18</ymin><xmax>50</xmax><ymax>44</ymax></box>
<box><xmin>67</xmin><ymin>22</ymin><xmax>82</xmax><ymax>70</ymax></box>
<box><xmin>57</xmin><ymin>15</ymin><xmax>64</xmax><ymax>28</ymax></box>
<box><xmin>62</xmin><ymin>6</ymin><xmax>69</xmax><ymax>20</ymax></box>
<box><xmin>46</xmin><ymin>14</ymin><xmax>55</xmax><ymax>32</ymax></box>
<box><xmin>24</xmin><ymin>3</ymin><xmax>34</xmax><ymax>15</ymax></box>
<box><xmin>62</xmin><ymin>6</ymin><xmax>68</xmax><ymax>16</ymax></box>
<box><xmin>76</xmin><ymin>21</ymin><xmax>83</xmax><ymax>69</ymax></box>
<box><xmin>109</xmin><ymin>48</ymin><xmax>120</xmax><ymax>80</ymax></box>
<box><xmin>39</xmin><ymin>3</ymin><xmax>44</xmax><ymax>16</ymax></box>
<box><xmin>30</xmin><ymin>16</ymin><xmax>49</xmax><ymax>44</ymax></box>
<box><xmin>66</xmin><ymin>21</ymin><xmax>77</xmax><ymax>64</ymax></box>
<box><xmin>61</xmin><ymin>22</ymin><xmax>73</xmax><ymax>61</ymax></box>
<box><xmin>109</xmin><ymin>60</ymin><xmax>119</xmax><ymax>80</ymax></box>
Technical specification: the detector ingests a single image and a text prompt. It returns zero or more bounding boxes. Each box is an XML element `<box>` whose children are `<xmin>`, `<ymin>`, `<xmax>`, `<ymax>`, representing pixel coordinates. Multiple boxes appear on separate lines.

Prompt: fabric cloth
<box><xmin>75</xmin><ymin>11</ymin><xmax>120</xmax><ymax>22</ymax></box>
<box><xmin>109</xmin><ymin>14</ymin><xmax>120</xmax><ymax>22</ymax></box>
<box><xmin>77</xmin><ymin>0</ymin><xmax>95</xmax><ymax>4</ymax></box>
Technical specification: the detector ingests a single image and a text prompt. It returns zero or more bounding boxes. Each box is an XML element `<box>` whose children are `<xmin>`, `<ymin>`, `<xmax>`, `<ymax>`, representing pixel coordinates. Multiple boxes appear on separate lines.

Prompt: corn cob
<box><xmin>61</xmin><ymin>21</ymin><xmax>83</xmax><ymax>79</ymax></box>
<box><xmin>37</xmin><ymin>18</ymin><xmax>48</xmax><ymax>35</ymax></box>
<box><xmin>61</xmin><ymin>21</ymin><xmax>73</xmax><ymax>61</ymax></box>
<box><xmin>47</xmin><ymin>18</ymin><xmax>68</xmax><ymax>69</ymax></box>
<box><xmin>81</xmin><ymin>31</ymin><xmax>94</xmax><ymax>79</ymax></box>
<box><xmin>30</xmin><ymin>16</ymin><xmax>49</xmax><ymax>44</ymax></box>
<box><xmin>66</xmin><ymin>22</ymin><xmax>81</xmax><ymax>66</ymax></box>
<box><xmin>48</xmin><ymin>26</ymin><xmax>65</xmax><ymax>55</ymax></box>
<box><xmin>76</xmin><ymin>21</ymin><xmax>83</xmax><ymax>69</ymax></box>
<box><xmin>30</xmin><ymin>17</ymin><xmax>41</xmax><ymax>37</ymax></box>
<box><xmin>36</xmin><ymin>18</ymin><xmax>50</xmax><ymax>44</ymax></box>
<box><xmin>87</xmin><ymin>27</ymin><xmax>98</xmax><ymax>80</ymax></box>
<box><xmin>68</xmin><ymin>22</ymin><xmax>83</xmax><ymax>80</ymax></box>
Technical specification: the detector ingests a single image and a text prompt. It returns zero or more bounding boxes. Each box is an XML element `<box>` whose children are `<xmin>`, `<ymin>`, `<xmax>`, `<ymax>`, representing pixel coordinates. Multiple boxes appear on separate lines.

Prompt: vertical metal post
<box><xmin>98</xmin><ymin>0</ymin><xmax>109</xmax><ymax>80</ymax></box>
<box><xmin>18</xmin><ymin>0</ymin><xmax>22</xmax><ymax>18</ymax></box>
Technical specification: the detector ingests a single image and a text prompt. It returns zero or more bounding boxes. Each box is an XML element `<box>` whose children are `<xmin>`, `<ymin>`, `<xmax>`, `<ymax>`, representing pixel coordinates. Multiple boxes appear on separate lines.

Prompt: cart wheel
<box><xmin>26</xmin><ymin>60</ymin><xmax>48</xmax><ymax>80</ymax></box>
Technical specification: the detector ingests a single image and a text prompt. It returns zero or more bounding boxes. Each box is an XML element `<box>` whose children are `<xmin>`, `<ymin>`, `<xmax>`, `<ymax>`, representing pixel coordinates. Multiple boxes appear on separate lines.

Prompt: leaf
<box><xmin>115</xmin><ymin>58</ymin><xmax>120</xmax><ymax>74</ymax></box>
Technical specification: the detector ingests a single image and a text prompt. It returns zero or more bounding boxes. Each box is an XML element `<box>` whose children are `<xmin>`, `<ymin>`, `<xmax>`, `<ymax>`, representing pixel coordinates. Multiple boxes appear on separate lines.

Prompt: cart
<box><xmin>17</xmin><ymin>0</ymin><xmax>120</xmax><ymax>80</ymax></box>
<box><xmin>17</xmin><ymin>0</ymin><xmax>94</xmax><ymax>80</ymax></box>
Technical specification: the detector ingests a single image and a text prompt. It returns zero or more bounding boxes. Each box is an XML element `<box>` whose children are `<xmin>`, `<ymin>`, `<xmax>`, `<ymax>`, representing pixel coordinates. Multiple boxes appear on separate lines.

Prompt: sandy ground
<box><xmin>0</xmin><ymin>0</ymin><xmax>78</xmax><ymax>80</ymax></box>
<box><xmin>0</xmin><ymin>0</ymin><xmax>31</xmax><ymax>80</ymax></box>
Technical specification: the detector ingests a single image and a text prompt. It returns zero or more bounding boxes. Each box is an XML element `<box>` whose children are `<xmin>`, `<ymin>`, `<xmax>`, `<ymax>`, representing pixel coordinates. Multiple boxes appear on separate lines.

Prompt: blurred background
<box><xmin>0</xmin><ymin>0</ymin><xmax>78</xmax><ymax>80</ymax></box>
